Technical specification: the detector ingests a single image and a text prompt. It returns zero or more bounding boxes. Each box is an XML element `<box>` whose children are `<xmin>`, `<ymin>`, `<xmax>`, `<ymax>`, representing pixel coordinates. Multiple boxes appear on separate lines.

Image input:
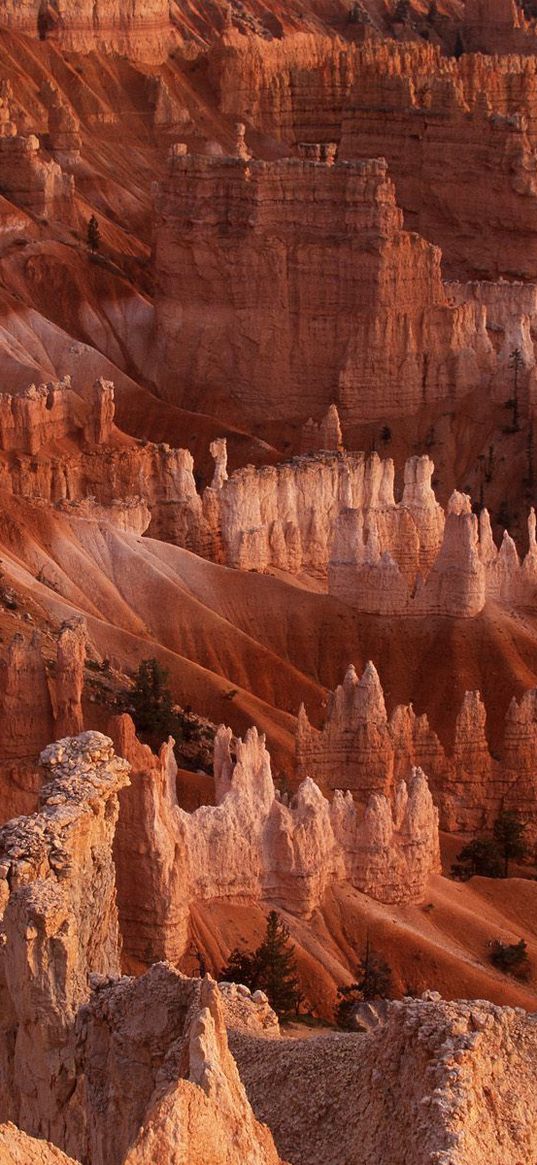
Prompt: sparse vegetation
<box><xmin>504</xmin><ymin>347</ymin><xmax>523</xmax><ymax>432</ymax></box>
<box><xmin>336</xmin><ymin>940</ymin><xmax>393</xmax><ymax>1028</ymax></box>
<box><xmin>451</xmin><ymin>837</ymin><xmax>503</xmax><ymax>881</ymax></box>
<box><xmin>493</xmin><ymin>811</ymin><xmax>528</xmax><ymax>877</ymax></box>
<box><xmin>490</xmin><ymin>938</ymin><xmax>531</xmax><ymax>980</ymax></box>
<box><xmin>451</xmin><ymin>812</ymin><xmax>527</xmax><ymax>881</ymax></box>
<box><xmin>87</xmin><ymin>214</ymin><xmax>101</xmax><ymax>254</ymax></box>
<box><xmin>221</xmin><ymin>910</ymin><xmax>302</xmax><ymax>1018</ymax></box>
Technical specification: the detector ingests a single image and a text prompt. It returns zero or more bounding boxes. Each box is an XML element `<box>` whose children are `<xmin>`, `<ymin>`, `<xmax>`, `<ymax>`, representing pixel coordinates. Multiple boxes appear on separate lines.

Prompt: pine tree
<box><xmin>451</xmin><ymin>837</ymin><xmax>503</xmax><ymax>881</ymax></box>
<box><xmin>255</xmin><ymin>911</ymin><xmax>301</xmax><ymax>1016</ymax></box>
<box><xmin>221</xmin><ymin>911</ymin><xmax>301</xmax><ymax>1018</ymax></box>
<box><xmin>493</xmin><ymin>811</ymin><xmax>527</xmax><ymax>877</ymax></box>
<box><xmin>336</xmin><ymin>939</ymin><xmax>393</xmax><ymax>1028</ymax></box>
<box><xmin>221</xmin><ymin>947</ymin><xmax>260</xmax><ymax>991</ymax></box>
<box><xmin>128</xmin><ymin>657</ymin><xmax>180</xmax><ymax>745</ymax></box>
<box><xmin>490</xmin><ymin>938</ymin><xmax>531</xmax><ymax>980</ymax></box>
<box><xmin>87</xmin><ymin>214</ymin><xmax>101</xmax><ymax>254</ymax></box>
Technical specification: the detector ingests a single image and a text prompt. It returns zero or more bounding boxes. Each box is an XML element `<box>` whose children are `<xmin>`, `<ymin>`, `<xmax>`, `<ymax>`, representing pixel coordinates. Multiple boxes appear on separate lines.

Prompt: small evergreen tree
<box><xmin>451</xmin><ymin>837</ymin><xmax>503</xmax><ymax>881</ymax></box>
<box><xmin>256</xmin><ymin>911</ymin><xmax>301</xmax><ymax>1016</ymax></box>
<box><xmin>87</xmin><ymin>214</ymin><xmax>101</xmax><ymax>254</ymax></box>
<box><xmin>221</xmin><ymin>947</ymin><xmax>260</xmax><ymax>991</ymax></box>
<box><xmin>505</xmin><ymin>347</ymin><xmax>523</xmax><ymax>432</ymax></box>
<box><xmin>493</xmin><ymin>811</ymin><xmax>527</xmax><ymax>877</ymax></box>
<box><xmin>490</xmin><ymin>938</ymin><xmax>531</xmax><ymax>980</ymax></box>
<box><xmin>221</xmin><ymin>911</ymin><xmax>301</xmax><ymax>1018</ymax></box>
<box><xmin>336</xmin><ymin>940</ymin><xmax>393</xmax><ymax>1028</ymax></box>
<box><xmin>128</xmin><ymin>657</ymin><xmax>180</xmax><ymax>744</ymax></box>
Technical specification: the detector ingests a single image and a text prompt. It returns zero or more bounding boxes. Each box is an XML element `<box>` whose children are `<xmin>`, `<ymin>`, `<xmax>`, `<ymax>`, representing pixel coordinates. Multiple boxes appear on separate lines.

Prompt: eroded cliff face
<box><xmin>297</xmin><ymin>660</ymin><xmax>537</xmax><ymax>842</ymax></box>
<box><xmin>207</xmin><ymin>30</ymin><xmax>537</xmax><ymax>279</ymax></box>
<box><xmin>0</xmin><ymin>619</ymin><xmax>87</xmax><ymax>821</ymax></box>
<box><xmin>0</xmin><ymin>729</ymin><xmax>283</xmax><ymax>1165</ymax></box>
<box><xmin>153</xmin><ymin>150</ymin><xmax>491</xmax><ymax>428</ymax></box>
<box><xmin>112</xmin><ymin>709</ymin><xmax>439</xmax><ymax>975</ymax></box>
<box><xmin>0</xmin><ymin>732</ymin><xmax>129</xmax><ymax>1151</ymax></box>
<box><xmin>0</xmin><ymin>0</ymin><xmax>175</xmax><ymax>62</ymax></box>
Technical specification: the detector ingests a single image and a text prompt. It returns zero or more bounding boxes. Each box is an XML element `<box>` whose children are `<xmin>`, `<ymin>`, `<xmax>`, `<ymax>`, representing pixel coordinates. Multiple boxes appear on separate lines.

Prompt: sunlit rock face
<box><xmin>153</xmin><ymin>150</ymin><xmax>491</xmax><ymax>429</ymax></box>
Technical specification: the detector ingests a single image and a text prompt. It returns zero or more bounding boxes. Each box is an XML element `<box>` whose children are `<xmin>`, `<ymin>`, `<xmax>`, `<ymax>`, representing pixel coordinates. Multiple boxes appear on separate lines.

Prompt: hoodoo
<box><xmin>0</xmin><ymin>2</ymin><xmax>536</xmax><ymax>1161</ymax></box>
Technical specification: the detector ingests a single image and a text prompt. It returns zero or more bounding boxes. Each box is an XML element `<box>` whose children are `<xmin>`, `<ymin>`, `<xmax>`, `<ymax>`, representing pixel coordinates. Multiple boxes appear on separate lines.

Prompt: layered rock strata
<box><xmin>0</xmin><ymin>732</ymin><xmax>129</xmax><ymax>1152</ymax></box>
<box><xmin>208</xmin><ymin>30</ymin><xmax>537</xmax><ymax>279</ymax></box>
<box><xmin>153</xmin><ymin>150</ymin><xmax>491</xmax><ymax>427</ymax></box>
<box><xmin>0</xmin><ymin>0</ymin><xmax>175</xmax><ymax>63</ymax></box>
<box><xmin>0</xmin><ymin>85</ymin><xmax>74</xmax><ymax>223</ymax></box>
<box><xmin>297</xmin><ymin>661</ymin><xmax>537</xmax><ymax>841</ymax></box>
<box><xmin>112</xmin><ymin>711</ymin><xmax>439</xmax><ymax>973</ymax></box>
<box><xmin>0</xmin><ymin>379</ymin><xmax>209</xmax><ymax>553</ymax></box>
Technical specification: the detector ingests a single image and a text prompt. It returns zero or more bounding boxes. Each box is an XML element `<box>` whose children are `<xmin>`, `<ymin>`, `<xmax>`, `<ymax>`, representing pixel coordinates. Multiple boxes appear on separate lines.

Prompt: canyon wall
<box><xmin>197</xmin><ymin>442</ymin><xmax>537</xmax><ymax>616</ymax></box>
<box><xmin>297</xmin><ymin>660</ymin><xmax>537</xmax><ymax>841</ymax></box>
<box><xmin>112</xmin><ymin>711</ymin><xmax>440</xmax><ymax>972</ymax></box>
<box><xmin>462</xmin><ymin>0</ymin><xmax>537</xmax><ymax>54</ymax></box>
<box><xmin>0</xmin><ymin>378</ymin><xmax>210</xmax><ymax>551</ymax></box>
<box><xmin>0</xmin><ymin>84</ymin><xmax>75</xmax><ymax>224</ymax></box>
<box><xmin>208</xmin><ymin>30</ymin><xmax>537</xmax><ymax>279</ymax></box>
<box><xmin>153</xmin><ymin>149</ymin><xmax>491</xmax><ymax>428</ymax></box>
<box><xmin>0</xmin><ymin>0</ymin><xmax>174</xmax><ymax>62</ymax></box>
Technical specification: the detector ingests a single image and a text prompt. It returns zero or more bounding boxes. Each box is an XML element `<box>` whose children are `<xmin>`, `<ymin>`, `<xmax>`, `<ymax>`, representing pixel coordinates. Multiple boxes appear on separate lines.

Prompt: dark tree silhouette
<box><xmin>128</xmin><ymin>657</ymin><xmax>180</xmax><ymax>745</ymax></box>
<box><xmin>493</xmin><ymin>811</ymin><xmax>527</xmax><ymax>877</ymax></box>
<box><xmin>490</xmin><ymin>938</ymin><xmax>531</xmax><ymax>980</ymax></box>
<box><xmin>451</xmin><ymin>837</ymin><xmax>503</xmax><ymax>881</ymax></box>
<box><xmin>87</xmin><ymin>214</ymin><xmax>101</xmax><ymax>254</ymax></box>
<box><xmin>336</xmin><ymin>938</ymin><xmax>393</xmax><ymax>1028</ymax></box>
<box><xmin>221</xmin><ymin>911</ymin><xmax>301</xmax><ymax>1018</ymax></box>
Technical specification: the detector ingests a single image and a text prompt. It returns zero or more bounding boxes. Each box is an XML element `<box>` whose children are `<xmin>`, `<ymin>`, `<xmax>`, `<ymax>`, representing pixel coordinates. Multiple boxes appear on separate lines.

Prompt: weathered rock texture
<box><xmin>0</xmin><ymin>1124</ymin><xmax>80</xmax><ymax>1165</ymax></box>
<box><xmin>112</xmin><ymin>710</ymin><xmax>439</xmax><ymax>974</ymax></box>
<box><xmin>0</xmin><ymin>619</ymin><xmax>87</xmax><ymax>821</ymax></box>
<box><xmin>0</xmin><ymin>84</ymin><xmax>74</xmax><ymax>223</ymax></box>
<box><xmin>153</xmin><ymin>150</ymin><xmax>491</xmax><ymax>427</ymax></box>
<box><xmin>297</xmin><ymin>661</ymin><xmax>537</xmax><ymax>843</ymax></box>
<box><xmin>195</xmin><ymin>442</ymin><xmax>537</xmax><ymax>615</ymax></box>
<box><xmin>0</xmin><ymin>730</ymin><xmax>282</xmax><ymax>1165</ymax></box>
<box><xmin>463</xmin><ymin>0</ymin><xmax>537</xmax><ymax>54</ymax></box>
<box><xmin>0</xmin><ymin>732</ymin><xmax>129</xmax><ymax>1153</ymax></box>
<box><xmin>0</xmin><ymin>0</ymin><xmax>175</xmax><ymax>63</ymax></box>
<box><xmin>231</xmin><ymin>992</ymin><xmax>537</xmax><ymax>1165</ymax></box>
<box><xmin>0</xmin><ymin>378</ymin><xmax>208</xmax><ymax>551</ymax></box>
<box><xmin>208</xmin><ymin>30</ymin><xmax>537</xmax><ymax>279</ymax></box>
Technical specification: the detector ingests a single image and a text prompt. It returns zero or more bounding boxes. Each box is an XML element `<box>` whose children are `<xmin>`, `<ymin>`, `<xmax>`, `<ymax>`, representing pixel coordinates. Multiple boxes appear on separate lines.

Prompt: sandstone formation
<box><xmin>297</xmin><ymin>660</ymin><xmax>537</xmax><ymax>842</ymax></box>
<box><xmin>0</xmin><ymin>0</ymin><xmax>175</xmax><ymax>62</ymax></box>
<box><xmin>0</xmin><ymin>84</ymin><xmax>74</xmax><ymax>224</ymax></box>
<box><xmin>112</xmin><ymin>710</ymin><xmax>439</xmax><ymax>974</ymax></box>
<box><xmin>0</xmin><ymin>1125</ymin><xmax>80</xmax><ymax>1165</ymax></box>
<box><xmin>0</xmin><ymin>619</ymin><xmax>87</xmax><ymax>821</ymax></box>
<box><xmin>231</xmin><ymin>992</ymin><xmax>537</xmax><ymax>1165</ymax></box>
<box><xmin>0</xmin><ymin>377</ymin><xmax>209</xmax><ymax>552</ymax></box>
<box><xmin>208</xmin><ymin>29</ymin><xmax>537</xmax><ymax>279</ymax></box>
<box><xmin>463</xmin><ymin>0</ymin><xmax>537</xmax><ymax>54</ymax></box>
<box><xmin>0</xmin><ymin>732</ymin><xmax>129</xmax><ymax>1152</ymax></box>
<box><xmin>0</xmin><ymin>729</ymin><xmax>282</xmax><ymax>1165</ymax></box>
<box><xmin>153</xmin><ymin>149</ymin><xmax>492</xmax><ymax>428</ymax></box>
